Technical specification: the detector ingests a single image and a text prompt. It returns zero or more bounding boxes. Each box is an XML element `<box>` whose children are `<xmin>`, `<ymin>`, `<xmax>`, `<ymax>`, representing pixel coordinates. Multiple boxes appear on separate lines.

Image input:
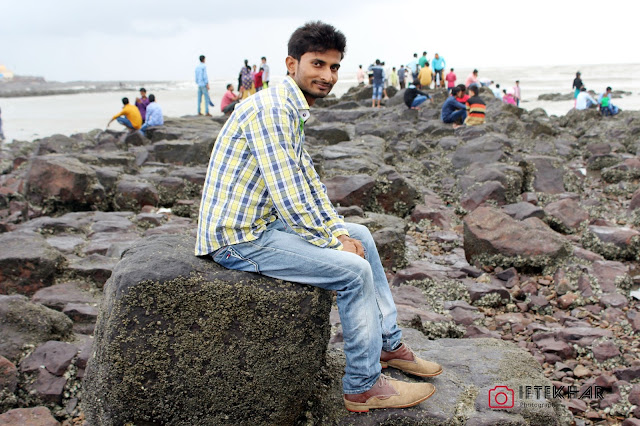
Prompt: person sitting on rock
<box><xmin>598</xmin><ymin>86</ymin><xmax>620</xmax><ymax>116</ymax></box>
<box><xmin>455</xmin><ymin>84</ymin><xmax>469</xmax><ymax>105</ymax></box>
<box><xmin>441</xmin><ymin>86</ymin><xmax>467</xmax><ymax>128</ymax></box>
<box><xmin>464</xmin><ymin>85</ymin><xmax>486</xmax><ymax>126</ymax></box>
<box><xmin>220</xmin><ymin>84</ymin><xmax>240</xmax><ymax>115</ymax></box>
<box><xmin>575</xmin><ymin>87</ymin><xmax>598</xmax><ymax>110</ymax></box>
<box><xmin>403</xmin><ymin>83</ymin><xmax>432</xmax><ymax>109</ymax></box>
<box><xmin>139</xmin><ymin>94</ymin><xmax>163</xmax><ymax>136</ymax></box>
<box><xmin>135</xmin><ymin>88</ymin><xmax>150</xmax><ymax>123</ymax></box>
<box><xmin>196</xmin><ymin>20</ymin><xmax>442</xmax><ymax>414</ymax></box>
<box><xmin>107</xmin><ymin>97</ymin><xmax>142</xmax><ymax>131</ymax></box>
<box><xmin>502</xmin><ymin>89</ymin><xmax>517</xmax><ymax>105</ymax></box>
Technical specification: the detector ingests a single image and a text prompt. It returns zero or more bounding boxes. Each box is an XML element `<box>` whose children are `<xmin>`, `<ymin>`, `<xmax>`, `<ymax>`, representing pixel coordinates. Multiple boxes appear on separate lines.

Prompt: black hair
<box><xmin>473</xmin><ymin>69</ymin><xmax>478</xmax><ymax>74</ymax></box>
<box><xmin>413</xmin><ymin>53</ymin><xmax>417</xmax><ymax>57</ymax></box>
<box><xmin>261</xmin><ymin>56</ymin><xmax>266</xmax><ymax>61</ymax></box>
<box><xmin>451</xmin><ymin>87</ymin><xmax>460</xmax><ymax>96</ymax></box>
<box><xmin>199</xmin><ymin>55</ymin><xmax>205</xmax><ymax>62</ymax></box>
<box><xmin>375</xmin><ymin>59</ymin><xmax>380</xmax><ymax>65</ymax></box>
<box><xmin>148</xmin><ymin>94</ymin><xmax>155</xmax><ymax>102</ymax></box>
<box><xmin>139</xmin><ymin>87</ymin><xmax>146</xmax><ymax>93</ymax></box>
<box><xmin>456</xmin><ymin>84</ymin><xmax>466</xmax><ymax>91</ymax></box>
<box><xmin>287</xmin><ymin>21</ymin><xmax>346</xmax><ymax>60</ymax></box>
<box><xmin>424</xmin><ymin>61</ymin><xmax>429</xmax><ymax>67</ymax></box>
<box><xmin>422</xmin><ymin>51</ymin><xmax>427</xmax><ymax>55</ymax></box>
<box><xmin>122</xmin><ymin>97</ymin><xmax>129</xmax><ymax>105</ymax></box>
<box><xmin>469</xmin><ymin>85</ymin><xmax>479</xmax><ymax>96</ymax></box>
<box><xmin>244</xmin><ymin>59</ymin><xmax>249</xmax><ymax>65</ymax></box>
<box><xmin>606</xmin><ymin>86</ymin><xmax>612</xmax><ymax>91</ymax></box>
<box><xmin>496</xmin><ymin>83</ymin><xmax>500</xmax><ymax>88</ymax></box>
<box><xmin>226</xmin><ymin>84</ymin><xmax>233</xmax><ymax>90</ymax></box>
<box><xmin>581</xmin><ymin>87</ymin><xmax>587</xmax><ymax>92</ymax></box>
<box><xmin>450</xmin><ymin>68</ymin><xmax>454</xmax><ymax>71</ymax></box>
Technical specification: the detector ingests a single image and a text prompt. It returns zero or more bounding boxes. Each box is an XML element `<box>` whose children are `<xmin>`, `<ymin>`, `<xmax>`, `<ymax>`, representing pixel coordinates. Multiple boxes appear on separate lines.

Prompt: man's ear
<box><xmin>285</xmin><ymin>56</ymin><xmax>297</xmax><ymax>77</ymax></box>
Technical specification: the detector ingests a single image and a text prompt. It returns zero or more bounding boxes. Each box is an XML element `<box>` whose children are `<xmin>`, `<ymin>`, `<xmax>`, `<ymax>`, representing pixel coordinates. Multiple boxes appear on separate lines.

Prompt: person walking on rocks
<box><xmin>513</xmin><ymin>80</ymin><xmax>521</xmax><ymax>107</ymax></box>
<box><xmin>369</xmin><ymin>59</ymin><xmax>385</xmax><ymax>108</ymax></box>
<box><xmin>407</xmin><ymin>53</ymin><xmax>420</xmax><ymax>82</ymax></box>
<box><xmin>195</xmin><ymin>55</ymin><xmax>212</xmax><ymax>116</ymax></box>
<box><xmin>398</xmin><ymin>65</ymin><xmax>407</xmax><ymax>89</ymax></box>
<box><xmin>261</xmin><ymin>57</ymin><xmax>270</xmax><ymax>88</ymax></box>
<box><xmin>196</xmin><ymin>20</ymin><xmax>442</xmax><ymax>413</ymax></box>
<box><xmin>107</xmin><ymin>97</ymin><xmax>142</xmax><ymax>131</ymax></box>
<box><xmin>441</xmin><ymin>86</ymin><xmax>467</xmax><ymax>128</ymax></box>
<box><xmin>432</xmin><ymin>53</ymin><xmax>446</xmax><ymax>88</ymax></box>
<box><xmin>445</xmin><ymin>68</ymin><xmax>457</xmax><ymax>93</ymax></box>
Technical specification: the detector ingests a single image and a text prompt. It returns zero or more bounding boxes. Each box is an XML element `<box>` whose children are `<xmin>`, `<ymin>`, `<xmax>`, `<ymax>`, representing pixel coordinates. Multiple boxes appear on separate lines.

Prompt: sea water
<box><xmin>1</xmin><ymin>63</ymin><xmax>638</xmax><ymax>143</ymax></box>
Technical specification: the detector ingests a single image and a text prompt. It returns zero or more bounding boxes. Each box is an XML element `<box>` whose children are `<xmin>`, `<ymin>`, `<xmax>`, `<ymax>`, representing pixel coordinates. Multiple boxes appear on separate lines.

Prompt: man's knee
<box><xmin>345</xmin><ymin>222</ymin><xmax>373</xmax><ymax>243</ymax></box>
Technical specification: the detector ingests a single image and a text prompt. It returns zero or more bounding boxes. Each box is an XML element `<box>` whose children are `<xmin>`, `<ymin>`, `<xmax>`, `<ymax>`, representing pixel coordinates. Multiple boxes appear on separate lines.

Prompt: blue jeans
<box><xmin>443</xmin><ymin>109</ymin><xmax>467</xmax><ymax>124</ymax></box>
<box><xmin>116</xmin><ymin>116</ymin><xmax>134</xmax><ymax>129</ymax></box>
<box><xmin>411</xmin><ymin>95</ymin><xmax>428</xmax><ymax>108</ymax></box>
<box><xmin>372</xmin><ymin>84</ymin><xmax>384</xmax><ymax>100</ymax></box>
<box><xmin>197</xmin><ymin>85</ymin><xmax>211</xmax><ymax>114</ymax></box>
<box><xmin>211</xmin><ymin>219</ymin><xmax>402</xmax><ymax>394</ymax></box>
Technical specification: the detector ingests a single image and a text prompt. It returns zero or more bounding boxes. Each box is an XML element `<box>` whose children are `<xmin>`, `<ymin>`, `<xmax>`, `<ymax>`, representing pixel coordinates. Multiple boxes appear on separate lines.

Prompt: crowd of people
<box><xmin>572</xmin><ymin>71</ymin><xmax>620</xmax><ymax>115</ymax></box>
<box><xmin>107</xmin><ymin>87</ymin><xmax>164</xmax><ymax>136</ymax></box>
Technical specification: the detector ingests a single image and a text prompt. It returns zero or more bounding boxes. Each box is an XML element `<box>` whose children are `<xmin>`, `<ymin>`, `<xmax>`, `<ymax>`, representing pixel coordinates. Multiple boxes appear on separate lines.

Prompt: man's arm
<box><xmin>244</xmin><ymin>107</ymin><xmax>344</xmax><ymax>250</ymax></box>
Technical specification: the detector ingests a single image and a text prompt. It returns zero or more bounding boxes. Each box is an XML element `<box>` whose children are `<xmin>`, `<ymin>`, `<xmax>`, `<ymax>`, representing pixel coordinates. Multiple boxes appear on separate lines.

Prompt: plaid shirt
<box><xmin>195</xmin><ymin>76</ymin><xmax>349</xmax><ymax>256</ymax></box>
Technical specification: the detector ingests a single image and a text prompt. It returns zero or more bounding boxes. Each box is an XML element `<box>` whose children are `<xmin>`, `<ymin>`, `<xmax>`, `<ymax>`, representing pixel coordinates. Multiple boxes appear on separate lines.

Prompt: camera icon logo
<box><xmin>488</xmin><ymin>385</ymin><xmax>514</xmax><ymax>409</ymax></box>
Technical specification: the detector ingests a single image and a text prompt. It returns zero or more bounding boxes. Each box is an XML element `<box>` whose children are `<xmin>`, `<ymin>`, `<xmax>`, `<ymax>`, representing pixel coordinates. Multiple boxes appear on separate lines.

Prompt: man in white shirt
<box><xmin>261</xmin><ymin>57</ymin><xmax>270</xmax><ymax>88</ymax></box>
<box><xmin>575</xmin><ymin>87</ymin><xmax>597</xmax><ymax>110</ymax></box>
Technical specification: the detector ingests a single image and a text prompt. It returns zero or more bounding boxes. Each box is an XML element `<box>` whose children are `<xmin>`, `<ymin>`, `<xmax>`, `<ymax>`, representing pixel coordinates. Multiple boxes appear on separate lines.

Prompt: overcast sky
<box><xmin>1</xmin><ymin>0</ymin><xmax>638</xmax><ymax>83</ymax></box>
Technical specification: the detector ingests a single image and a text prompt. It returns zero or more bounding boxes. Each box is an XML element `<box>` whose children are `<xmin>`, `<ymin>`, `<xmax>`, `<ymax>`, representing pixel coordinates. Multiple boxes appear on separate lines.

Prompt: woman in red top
<box><xmin>254</xmin><ymin>67</ymin><xmax>264</xmax><ymax>92</ymax></box>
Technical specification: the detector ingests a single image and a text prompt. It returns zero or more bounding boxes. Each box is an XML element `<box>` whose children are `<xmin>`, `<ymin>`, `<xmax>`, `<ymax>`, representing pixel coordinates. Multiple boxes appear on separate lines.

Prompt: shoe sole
<box><xmin>380</xmin><ymin>362</ymin><xmax>443</xmax><ymax>377</ymax></box>
<box><xmin>344</xmin><ymin>385</ymin><xmax>436</xmax><ymax>413</ymax></box>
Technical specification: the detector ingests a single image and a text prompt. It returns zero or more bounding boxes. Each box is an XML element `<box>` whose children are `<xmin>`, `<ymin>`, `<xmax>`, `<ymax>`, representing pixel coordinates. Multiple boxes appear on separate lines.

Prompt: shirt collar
<box><xmin>282</xmin><ymin>76</ymin><xmax>311</xmax><ymax>121</ymax></box>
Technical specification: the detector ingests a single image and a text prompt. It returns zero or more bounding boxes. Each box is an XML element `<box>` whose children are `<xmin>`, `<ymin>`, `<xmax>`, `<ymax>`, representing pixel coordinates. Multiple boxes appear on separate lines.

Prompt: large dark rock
<box><xmin>451</xmin><ymin>134</ymin><xmax>512</xmax><ymax>170</ymax></box>
<box><xmin>0</xmin><ymin>232</ymin><xmax>65</xmax><ymax>295</ymax></box>
<box><xmin>463</xmin><ymin>207</ymin><xmax>570</xmax><ymax>270</ymax></box>
<box><xmin>0</xmin><ymin>406</ymin><xmax>60</xmax><ymax>426</ymax></box>
<box><xmin>524</xmin><ymin>155</ymin><xmax>567</xmax><ymax>194</ymax></box>
<box><xmin>0</xmin><ymin>295</ymin><xmax>73</xmax><ymax>362</ymax></box>
<box><xmin>544</xmin><ymin>198</ymin><xmax>589</xmax><ymax>233</ymax></box>
<box><xmin>25</xmin><ymin>154</ymin><xmax>106</xmax><ymax>211</ymax></box>
<box><xmin>324</xmin><ymin>174</ymin><xmax>376</xmax><ymax>208</ymax></box>
<box><xmin>83</xmin><ymin>234</ymin><xmax>332</xmax><ymax>426</ymax></box>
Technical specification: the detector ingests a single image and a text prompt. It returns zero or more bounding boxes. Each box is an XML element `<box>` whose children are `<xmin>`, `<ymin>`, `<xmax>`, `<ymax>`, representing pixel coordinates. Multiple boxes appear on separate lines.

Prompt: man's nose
<box><xmin>320</xmin><ymin>67</ymin><xmax>334</xmax><ymax>82</ymax></box>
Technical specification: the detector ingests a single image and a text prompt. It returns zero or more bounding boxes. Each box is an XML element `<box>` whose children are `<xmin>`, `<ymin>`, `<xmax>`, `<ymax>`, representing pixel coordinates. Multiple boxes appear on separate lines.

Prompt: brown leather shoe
<box><xmin>343</xmin><ymin>374</ymin><xmax>435</xmax><ymax>412</ymax></box>
<box><xmin>380</xmin><ymin>343</ymin><xmax>443</xmax><ymax>377</ymax></box>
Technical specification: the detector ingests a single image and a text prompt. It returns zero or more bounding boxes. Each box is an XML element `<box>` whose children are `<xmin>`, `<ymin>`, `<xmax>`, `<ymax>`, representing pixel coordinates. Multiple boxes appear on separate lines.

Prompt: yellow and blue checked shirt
<box><xmin>195</xmin><ymin>76</ymin><xmax>349</xmax><ymax>256</ymax></box>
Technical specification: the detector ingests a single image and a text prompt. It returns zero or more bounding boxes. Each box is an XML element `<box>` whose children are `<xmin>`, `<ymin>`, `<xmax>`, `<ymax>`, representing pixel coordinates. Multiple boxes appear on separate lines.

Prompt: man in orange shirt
<box><xmin>107</xmin><ymin>97</ymin><xmax>142</xmax><ymax>130</ymax></box>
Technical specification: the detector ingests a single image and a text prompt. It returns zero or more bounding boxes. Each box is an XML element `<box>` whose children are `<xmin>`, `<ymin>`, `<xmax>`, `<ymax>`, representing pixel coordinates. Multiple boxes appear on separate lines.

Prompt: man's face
<box><xmin>286</xmin><ymin>50</ymin><xmax>341</xmax><ymax>103</ymax></box>
<box><xmin>435</xmin><ymin>54</ymin><xmax>439</xmax><ymax>59</ymax></box>
<box><xmin>140</xmin><ymin>91</ymin><xmax>146</xmax><ymax>97</ymax></box>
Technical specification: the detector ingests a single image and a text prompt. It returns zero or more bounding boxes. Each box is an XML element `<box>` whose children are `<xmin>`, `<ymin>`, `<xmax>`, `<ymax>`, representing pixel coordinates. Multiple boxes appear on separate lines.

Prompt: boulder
<box><xmin>461</xmin><ymin>181</ymin><xmax>507</xmax><ymax>212</ymax></box>
<box><xmin>451</xmin><ymin>134</ymin><xmax>511</xmax><ymax>170</ymax></box>
<box><xmin>524</xmin><ymin>155</ymin><xmax>567</xmax><ymax>194</ymax></box>
<box><xmin>304</xmin><ymin>124</ymin><xmax>350</xmax><ymax>144</ymax></box>
<box><xmin>152</xmin><ymin>139</ymin><xmax>213</xmax><ymax>165</ymax></box>
<box><xmin>0</xmin><ymin>232</ymin><xmax>65</xmax><ymax>295</ymax></box>
<box><xmin>463</xmin><ymin>207</ymin><xmax>570</xmax><ymax>270</ymax></box>
<box><xmin>0</xmin><ymin>406</ymin><xmax>60</xmax><ymax>426</ymax></box>
<box><xmin>0</xmin><ymin>355</ymin><xmax>18</xmax><ymax>393</ymax></box>
<box><xmin>324</xmin><ymin>174</ymin><xmax>376</xmax><ymax>209</ymax></box>
<box><xmin>20</xmin><ymin>341</ymin><xmax>78</xmax><ymax>376</ymax></box>
<box><xmin>113</xmin><ymin>175</ymin><xmax>159</xmax><ymax>211</ymax></box>
<box><xmin>630</xmin><ymin>188</ymin><xmax>640</xmax><ymax>211</ymax></box>
<box><xmin>0</xmin><ymin>295</ymin><xmax>73</xmax><ymax>362</ymax></box>
<box><xmin>583</xmin><ymin>225</ymin><xmax>640</xmax><ymax>261</ymax></box>
<box><xmin>544</xmin><ymin>198</ymin><xmax>589</xmax><ymax>233</ymax></box>
<box><xmin>502</xmin><ymin>202</ymin><xmax>545</xmax><ymax>221</ymax></box>
<box><xmin>32</xmin><ymin>282</ymin><xmax>97</xmax><ymax>311</ymax></box>
<box><xmin>83</xmin><ymin>234</ymin><xmax>332</xmax><ymax>426</ymax></box>
<box><xmin>26</xmin><ymin>155</ymin><xmax>105</xmax><ymax>210</ymax></box>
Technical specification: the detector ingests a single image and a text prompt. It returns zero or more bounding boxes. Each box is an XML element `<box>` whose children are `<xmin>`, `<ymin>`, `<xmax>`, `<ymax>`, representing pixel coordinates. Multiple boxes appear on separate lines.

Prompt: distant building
<box><xmin>0</xmin><ymin>65</ymin><xmax>15</xmax><ymax>81</ymax></box>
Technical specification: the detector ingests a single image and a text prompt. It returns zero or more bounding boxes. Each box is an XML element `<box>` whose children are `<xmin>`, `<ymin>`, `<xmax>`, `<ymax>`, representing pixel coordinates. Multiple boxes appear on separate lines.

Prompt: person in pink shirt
<box><xmin>465</xmin><ymin>69</ymin><xmax>479</xmax><ymax>89</ymax></box>
<box><xmin>502</xmin><ymin>89</ymin><xmax>517</xmax><ymax>106</ymax></box>
<box><xmin>445</xmin><ymin>68</ymin><xmax>457</xmax><ymax>93</ymax></box>
<box><xmin>220</xmin><ymin>84</ymin><xmax>240</xmax><ymax>115</ymax></box>
<box><xmin>513</xmin><ymin>80</ymin><xmax>521</xmax><ymax>106</ymax></box>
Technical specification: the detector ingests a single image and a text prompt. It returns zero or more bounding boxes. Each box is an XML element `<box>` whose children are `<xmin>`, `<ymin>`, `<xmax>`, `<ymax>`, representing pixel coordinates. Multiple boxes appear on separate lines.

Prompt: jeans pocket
<box><xmin>215</xmin><ymin>246</ymin><xmax>260</xmax><ymax>273</ymax></box>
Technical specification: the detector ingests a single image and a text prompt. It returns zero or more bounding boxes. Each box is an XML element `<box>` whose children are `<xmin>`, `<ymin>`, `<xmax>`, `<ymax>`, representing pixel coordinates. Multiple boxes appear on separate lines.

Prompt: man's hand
<box><xmin>338</xmin><ymin>235</ymin><xmax>364</xmax><ymax>259</ymax></box>
<box><xmin>206</xmin><ymin>84</ymin><xmax>210</xmax><ymax>90</ymax></box>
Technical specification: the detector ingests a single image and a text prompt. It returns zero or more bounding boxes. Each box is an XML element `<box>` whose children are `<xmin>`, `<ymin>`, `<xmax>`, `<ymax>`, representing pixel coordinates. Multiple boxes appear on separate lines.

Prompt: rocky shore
<box><xmin>0</xmin><ymin>77</ymin><xmax>174</xmax><ymax>98</ymax></box>
<box><xmin>1</xmin><ymin>84</ymin><xmax>640</xmax><ymax>425</ymax></box>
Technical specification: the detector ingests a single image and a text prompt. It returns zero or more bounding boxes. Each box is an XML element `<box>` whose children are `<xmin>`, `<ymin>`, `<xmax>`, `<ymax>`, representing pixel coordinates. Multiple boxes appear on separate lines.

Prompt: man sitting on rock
<box><xmin>139</xmin><ymin>94</ymin><xmax>163</xmax><ymax>136</ymax></box>
<box><xmin>464</xmin><ymin>85</ymin><xmax>486</xmax><ymax>126</ymax></box>
<box><xmin>107</xmin><ymin>97</ymin><xmax>142</xmax><ymax>132</ymax></box>
<box><xmin>196</xmin><ymin>20</ymin><xmax>442</xmax><ymax>413</ymax></box>
<box><xmin>441</xmin><ymin>86</ymin><xmax>468</xmax><ymax>128</ymax></box>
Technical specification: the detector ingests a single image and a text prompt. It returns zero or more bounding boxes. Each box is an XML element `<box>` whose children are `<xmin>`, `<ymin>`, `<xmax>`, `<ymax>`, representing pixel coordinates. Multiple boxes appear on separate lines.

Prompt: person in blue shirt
<box><xmin>195</xmin><ymin>55</ymin><xmax>212</xmax><ymax>116</ymax></box>
<box><xmin>369</xmin><ymin>59</ymin><xmax>386</xmax><ymax>108</ymax></box>
<box><xmin>432</xmin><ymin>53</ymin><xmax>446</xmax><ymax>88</ymax></box>
<box><xmin>139</xmin><ymin>94</ymin><xmax>164</xmax><ymax>136</ymax></box>
<box><xmin>597</xmin><ymin>86</ymin><xmax>620</xmax><ymax>116</ymax></box>
<box><xmin>441</xmin><ymin>86</ymin><xmax>467</xmax><ymax>128</ymax></box>
<box><xmin>407</xmin><ymin>53</ymin><xmax>420</xmax><ymax>82</ymax></box>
